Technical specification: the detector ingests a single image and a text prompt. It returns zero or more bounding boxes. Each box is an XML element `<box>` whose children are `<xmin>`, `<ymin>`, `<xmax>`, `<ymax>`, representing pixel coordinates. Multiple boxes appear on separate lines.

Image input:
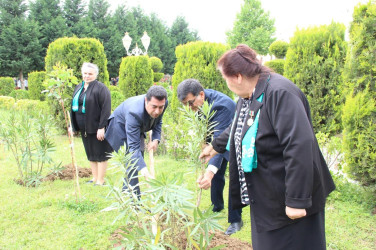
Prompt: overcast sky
<box><xmin>110</xmin><ymin>0</ymin><xmax>368</xmax><ymax>43</ymax></box>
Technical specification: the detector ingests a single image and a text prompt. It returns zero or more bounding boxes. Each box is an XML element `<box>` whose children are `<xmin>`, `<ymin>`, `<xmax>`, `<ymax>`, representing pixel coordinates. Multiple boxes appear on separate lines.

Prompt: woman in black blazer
<box><xmin>71</xmin><ymin>62</ymin><xmax>112</xmax><ymax>186</ymax></box>
<box><xmin>199</xmin><ymin>44</ymin><xmax>335</xmax><ymax>250</ymax></box>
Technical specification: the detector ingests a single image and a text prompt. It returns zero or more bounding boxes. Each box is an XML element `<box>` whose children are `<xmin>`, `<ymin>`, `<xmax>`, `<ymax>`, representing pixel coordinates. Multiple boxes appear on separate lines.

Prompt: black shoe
<box><xmin>225</xmin><ymin>220</ymin><xmax>243</xmax><ymax>235</ymax></box>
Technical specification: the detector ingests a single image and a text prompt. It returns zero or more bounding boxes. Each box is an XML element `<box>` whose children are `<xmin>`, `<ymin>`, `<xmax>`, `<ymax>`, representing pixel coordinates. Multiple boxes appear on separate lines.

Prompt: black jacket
<box><xmin>71</xmin><ymin>80</ymin><xmax>111</xmax><ymax>133</ymax></box>
<box><xmin>211</xmin><ymin>73</ymin><xmax>335</xmax><ymax>232</ymax></box>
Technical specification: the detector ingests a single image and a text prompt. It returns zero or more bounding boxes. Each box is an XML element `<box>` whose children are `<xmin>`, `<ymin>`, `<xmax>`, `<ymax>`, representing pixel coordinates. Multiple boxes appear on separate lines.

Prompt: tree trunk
<box><xmin>18</xmin><ymin>70</ymin><xmax>24</xmax><ymax>90</ymax></box>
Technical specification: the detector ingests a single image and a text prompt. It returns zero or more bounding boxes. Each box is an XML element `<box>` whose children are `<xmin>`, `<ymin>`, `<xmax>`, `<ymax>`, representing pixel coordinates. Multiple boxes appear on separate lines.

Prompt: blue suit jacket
<box><xmin>204</xmin><ymin>89</ymin><xmax>235</xmax><ymax>169</ymax></box>
<box><xmin>105</xmin><ymin>94</ymin><xmax>168</xmax><ymax>170</ymax></box>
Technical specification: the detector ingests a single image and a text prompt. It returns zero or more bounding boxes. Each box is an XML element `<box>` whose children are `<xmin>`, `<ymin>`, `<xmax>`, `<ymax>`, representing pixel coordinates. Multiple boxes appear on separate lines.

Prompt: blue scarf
<box><xmin>72</xmin><ymin>82</ymin><xmax>86</xmax><ymax>113</ymax></box>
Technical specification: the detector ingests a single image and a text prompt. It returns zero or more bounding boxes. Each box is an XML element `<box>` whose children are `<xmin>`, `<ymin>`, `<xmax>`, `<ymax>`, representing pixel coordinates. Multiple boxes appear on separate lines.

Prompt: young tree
<box><xmin>226</xmin><ymin>0</ymin><xmax>276</xmax><ymax>55</ymax></box>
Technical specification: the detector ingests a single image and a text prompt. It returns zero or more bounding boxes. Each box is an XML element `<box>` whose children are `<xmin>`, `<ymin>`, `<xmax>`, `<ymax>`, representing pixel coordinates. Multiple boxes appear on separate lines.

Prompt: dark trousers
<box><xmin>211</xmin><ymin>159</ymin><xmax>242</xmax><ymax>223</ymax></box>
<box><xmin>122</xmin><ymin>151</ymin><xmax>144</xmax><ymax>199</ymax></box>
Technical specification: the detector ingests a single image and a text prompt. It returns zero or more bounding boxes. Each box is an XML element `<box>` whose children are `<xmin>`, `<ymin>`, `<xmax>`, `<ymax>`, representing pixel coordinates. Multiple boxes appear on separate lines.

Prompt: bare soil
<box><xmin>43</xmin><ymin>164</ymin><xmax>92</xmax><ymax>181</ymax></box>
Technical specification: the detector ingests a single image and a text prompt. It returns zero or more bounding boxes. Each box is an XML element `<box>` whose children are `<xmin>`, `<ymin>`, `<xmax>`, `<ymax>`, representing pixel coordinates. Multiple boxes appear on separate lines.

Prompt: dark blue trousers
<box><xmin>122</xmin><ymin>151</ymin><xmax>144</xmax><ymax>199</ymax></box>
<box><xmin>211</xmin><ymin>159</ymin><xmax>242</xmax><ymax>223</ymax></box>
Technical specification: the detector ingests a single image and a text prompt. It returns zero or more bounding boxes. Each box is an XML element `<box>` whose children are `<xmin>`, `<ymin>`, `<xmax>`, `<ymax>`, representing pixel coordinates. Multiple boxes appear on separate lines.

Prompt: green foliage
<box><xmin>28</xmin><ymin>71</ymin><xmax>46</xmax><ymax>101</ymax></box>
<box><xmin>118</xmin><ymin>55</ymin><xmax>153</xmax><ymax>99</ymax></box>
<box><xmin>0</xmin><ymin>111</ymin><xmax>56</xmax><ymax>187</ymax></box>
<box><xmin>342</xmin><ymin>90</ymin><xmax>376</xmax><ymax>186</ymax></box>
<box><xmin>171</xmin><ymin>41</ymin><xmax>231</xmax><ymax>115</ymax></box>
<box><xmin>0</xmin><ymin>96</ymin><xmax>15</xmax><ymax>109</ymax></box>
<box><xmin>284</xmin><ymin>22</ymin><xmax>347</xmax><ymax>135</ymax></box>
<box><xmin>14</xmin><ymin>100</ymin><xmax>50</xmax><ymax>117</ymax></box>
<box><xmin>108</xmin><ymin>85</ymin><xmax>120</xmax><ymax>92</ymax></box>
<box><xmin>104</xmin><ymin>146</ymin><xmax>222</xmax><ymax>249</ymax></box>
<box><xmin>45</xmin><ymin>37</ymin><xmax>109</xmax><ymax>86</ymax></box>
<box><xmin>110</xmin><ymin>91</ymin><xmax>125</xmax><ymax>111</ymax></box>
<box><xmin>0</xmin><ymin>77</ymin><xmax>14</xmax><ymax>96</ymax></box>
<box><xmin>9</xmin><ymin>89</ymin><xmax>29</xmax><ymax>100</ymax></box>
<box><xmin>269</xmin><ymin>40</ymin><xmax>289</xmax><ymax>58</ymax></box>
<box><xmin>226</xmin><ymin>0</ymin><xmax>276</xmax><ymax>55</ymax></box>
<box><xmin>149</xmin><ymin>57</ymin><xmax>164</xmax><ymax>82</ymax></box>
<box><xmin>341</xmin><ymin>2</ymin><xmax>376</xmax><ymax>186</ymax></box>
<box><xmin>264</xmin><ymin>59</ymin><xmax>285</xmax><ymax>75</ymax></box>
<box><xmin>44</xmin><ymin>63</ymin><xmax>78</xmax><ymax>132</ymax></box>
<box><xmin>153</xmin><ymin>73</ymin><xmax>164</xmax><ymax>83</ymax></box>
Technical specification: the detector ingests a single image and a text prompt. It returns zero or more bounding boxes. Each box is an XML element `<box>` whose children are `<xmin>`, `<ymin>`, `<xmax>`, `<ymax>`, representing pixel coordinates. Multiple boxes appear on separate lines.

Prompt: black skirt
<box><xmin>75</xmin><ymin>111</ymin><xmax>113</xmax><ymax>162</ymax></box>
<box><xmin>251</xmin><ymin>210</ymin><xmax>326</xmax><ymax>250</ymax></box>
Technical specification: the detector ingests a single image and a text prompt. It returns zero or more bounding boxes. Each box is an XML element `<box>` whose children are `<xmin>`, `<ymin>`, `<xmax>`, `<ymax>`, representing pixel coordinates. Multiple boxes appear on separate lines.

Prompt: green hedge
<box><xmin>111</xmin><ymin>91</ymin><xmax>125</xmax><ymax>111</ymax></box>
<box><xmin>284</xmin><ymin>22</ymin><xmax>347</xmax><ymax>135</ymax></box>
<box><xmin>28</xmin><ymin>71</ymin><xmax>46</xmax><ymax>101</ymax></box>
<box><xmin>9</xmin><ymin>90</ymin><xmax>30</xmax><ymax>100</ymax></box>
<box><xmin>264</xmin><ymin>59</ymin><xmax>285</xmax><ymax>75</ymax></box>
<box><xmin>0</xmin><ymin>77</ymin><xmax>14</xmax><ymax>96</ymax></box>
<box><xmin>118</xmin><ymin>55</ymin><xmax>153</xmax><ymax>99</ymax></box>
<box><xmin>0</xmin><ymin>96</ymin><xmax>15</xmax><ymax>109</ymax></box>
<box><xmin>342</xmin><ymin>2</ymin><xmax>376</xmax><ymax>186</ymax></box>
<box><xmin>269</xmin><ymin>40</ymin><xmax>289</xmax><ymax>59</ymax></box>
<box><xmin>171</xmin><ymin>41</ymin><xmax>231</xmax><ymax>115</ymax></box>
<box><xmin>14</xmin><ymin>99</ymin><xmax>50</xmax><ymax>116</ymax></box>
<box><xmin>45</xmin><ymin>37</ymin><xmax>109</xmax><ymax>86</ymax></box>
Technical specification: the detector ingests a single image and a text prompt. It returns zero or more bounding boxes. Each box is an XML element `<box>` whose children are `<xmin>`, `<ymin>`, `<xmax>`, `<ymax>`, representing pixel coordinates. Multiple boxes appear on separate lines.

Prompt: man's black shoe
<box><xmin>225</xmin><ymin>220</ymin><xmax>243</xmax><ymax>235</ymax></box>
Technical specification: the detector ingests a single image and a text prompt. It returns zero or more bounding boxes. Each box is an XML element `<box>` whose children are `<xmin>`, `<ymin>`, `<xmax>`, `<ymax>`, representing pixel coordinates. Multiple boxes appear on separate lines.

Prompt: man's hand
<box><xmin>147</xmin><ymin>140</ymin><xmax>159</xmax><ymax>152</ymax></box>
<box><xmin>199</xmin><ymin>144</ymin><xmax>218</xmax><ymax>163</ymax></box>
<box><xmin>285</xmin><ymin>206</ymin><xmax>307</xmax><ymax>220</ymax></box>
<box><xmin>197</xmin><ymin>170</ymin><xmax>215</xmax><ymax>190</ymax></box>
<box><xmin>97</xmin><ymin>128</ymin><xmax>105</xmax><ymax>141</ymax></box>
<box><xmin>140</xmin><ymin>167</ymin><xmax>154</xmax><ymax>180</ymax></box>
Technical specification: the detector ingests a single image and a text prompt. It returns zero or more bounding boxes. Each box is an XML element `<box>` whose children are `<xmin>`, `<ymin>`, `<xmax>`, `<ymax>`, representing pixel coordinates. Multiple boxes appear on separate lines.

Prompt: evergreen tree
<box><xmin>0</xmin><ymin>0</ymin><xmax>27</xmax><ymax>27</ymax></box>
<box><xmin>63</xmin><ymin>0</ymin><xmax>86</xmax><ymax>35</ymax></box>
<box><xmin>226</xmin><ymin>0</ymin><xmax>275</xmax><ymax>55</ymax></box>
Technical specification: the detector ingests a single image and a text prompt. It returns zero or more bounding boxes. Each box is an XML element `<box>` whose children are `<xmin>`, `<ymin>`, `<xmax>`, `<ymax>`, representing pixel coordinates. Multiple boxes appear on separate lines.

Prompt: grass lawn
<box><xmin>0</xmin><ymin>133</ymin><xmax>375</xmax><ymax>249</ymax></box>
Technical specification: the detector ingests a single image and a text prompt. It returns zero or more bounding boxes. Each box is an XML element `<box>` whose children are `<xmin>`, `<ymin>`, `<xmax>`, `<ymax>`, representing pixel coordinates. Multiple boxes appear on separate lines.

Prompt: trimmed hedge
<box><xmin>149</xmin><ymin>57</ymin><xmax>164</xmax><ymax>83</ymax></box>
<box><xmin>111</xmin><ymin>91</ymin><xmax>125</xmax><ymax>111</ymax></box>
<box><xmin>28</xmin><ymin>71</ymin><xmax>46</xmax><ymax>101</ymax></box>
<box><xmin>264</xmin><ymin>59</ymin><xmax>285</xmax><ymax>75</ymax></box>
<box><xmin>45</xmin><ymin>37</ymin><xmax>109</xmax><ymax>86</ymax></box>
<box><xmin>269</xmin><ymin>40</ymin><xmax>289</xmax><ymax>59</ymax></box>
<box><xmin>14</xmin><ymin>99</ymin><xmax>50</xmax><ymax>116</ymax></box>
<box><xmin>0</xmin><ymin>96</ymin><xmax>15</xmax><ymax>109</ymax></box>
<box><xmin>0</xmin><ymin>77</ymin><xmax>14</xmax><ymax>96</ymax></box>
<box><xmin>9</xmin><ymin>89</ymin><xmax>30</xmax><ymax>100</ymax></box>
<box><xmin>118</xmin><ymin>55</ymin><xmax>153</xmax><ymax>99</ymax></box>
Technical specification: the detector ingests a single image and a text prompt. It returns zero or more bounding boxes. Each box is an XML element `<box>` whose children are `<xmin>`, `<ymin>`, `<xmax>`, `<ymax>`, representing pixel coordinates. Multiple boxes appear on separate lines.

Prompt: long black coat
<box><xmin>211</xmin><ymin>73</ymin><xmax>335</xmax><ymax>233</ymax></box>
<box><xmin>71</xmin><ymin>80</ymin><xmax>111</xmax><ymax>134</ymax></box>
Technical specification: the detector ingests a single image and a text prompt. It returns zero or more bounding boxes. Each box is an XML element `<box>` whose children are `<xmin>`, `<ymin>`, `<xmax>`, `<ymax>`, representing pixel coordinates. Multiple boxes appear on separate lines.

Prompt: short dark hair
<box><xmin>146</xmin><ymin>85</ymin><xmax>167</xmax><ymax>101</ymax></box>
<box><xmin>177</xmin><ymin>79</ymin><xmax>204</xmax><ymax>101</ymax></box>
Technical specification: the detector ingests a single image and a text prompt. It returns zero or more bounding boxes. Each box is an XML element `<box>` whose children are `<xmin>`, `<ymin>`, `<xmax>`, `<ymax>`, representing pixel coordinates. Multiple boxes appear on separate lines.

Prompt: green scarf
<box><xmin>72</xmin><ymin>82</ymin><xmax>86</xmax><ymax>113</ymax></box>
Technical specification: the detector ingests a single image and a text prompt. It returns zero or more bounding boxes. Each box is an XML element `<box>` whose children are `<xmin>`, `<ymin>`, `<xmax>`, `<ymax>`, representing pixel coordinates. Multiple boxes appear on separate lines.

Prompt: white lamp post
<box><xmin>122</xmin><ymin>31</ymin><xmax>150</xmax><ymax>56</ymax></box>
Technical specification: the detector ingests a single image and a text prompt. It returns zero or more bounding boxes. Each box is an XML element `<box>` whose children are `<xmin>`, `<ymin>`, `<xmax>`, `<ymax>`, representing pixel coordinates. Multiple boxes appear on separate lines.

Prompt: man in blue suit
<box><xmin>105</xmin><ymin>85</ymin><xmax>168</xmax><ymax>197</ymax></box>
<box><xmin>177</xmin><ymin>79</ymin><xmax>243</xmax><ymax>235</ymax></box>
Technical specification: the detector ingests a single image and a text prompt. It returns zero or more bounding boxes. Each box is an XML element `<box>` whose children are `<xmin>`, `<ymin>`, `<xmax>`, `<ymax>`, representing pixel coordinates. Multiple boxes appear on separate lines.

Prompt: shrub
<box><xmin>0</xmin><ymin>77</ymin><xmax>14</xmax><ymax>96</ymax></box>
<box><xmin>153</xmin><ymin>72</ymin><xmax>164</xmax><ymax>82</ymax></box>
<box><xmin>45</xmin><ymin>37</ymin><xmax>109</xmax><ymax>86</ymax></box>
<box><xmin>118</xmin><ymin>55</ymin><xmax>153</xmax><ymax>99</ymax></box>
<box><xmin>149</xmin><ymin>56</ymin><xmax>163</xmax><ymax>72</ymax></box>
<box><xmin>9</xmin><ymin>89</ymin><xmax>29</xmax><ymax>100</ymax></box>
<box><xmin>111</xmin><ymin>91</ymin><xmax>125</xmax><ymax>111</ymax></box>
<box><xmin>284</xmin><ymin>22</ymin><xmax>347</xmax><ymax>135</ymax></box>
<box><xmin>108</xmin><ymin>85</ymin><xmax>120</xmax><ymax>92</ymax></box>
<box><xmin>171</xmin><ymin>41</ymin><xmax>231</xmax><ymax>115</ymax></box>
<box><xmin>341</xmin><ymin>1</ymin><xmax>376</xmax><ymax>186</ymax></box>
<box><xmin>14</xmin><ymin>99</ymin><xmax>50</xmax><ymax>116</ymax></box>
<box><xmin>264</xmin><ymin>59</ymin><xmax>285</xmax><ymax>75</ymax></box>
<box><xmin>28</xmin><ymin>71</ymin><xmax>46</xmax><ymax>101</ymax></box>
<box><xmin>269</xmin><ymin>40</ymin><xmax>289</xmax><ymax>59</ymax></box>
<box><xmin>0</xmin><ymin>96</ymin><xmax>15</xmax><ymax>109</ymax></box>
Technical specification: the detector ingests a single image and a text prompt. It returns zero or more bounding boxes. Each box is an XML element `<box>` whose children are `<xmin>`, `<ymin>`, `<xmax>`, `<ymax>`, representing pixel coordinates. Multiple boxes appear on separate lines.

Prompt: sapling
<box><xmin>181</xmin><ymin>101</ymin><xmax>217</xmax><ymax>207</ymax></box>
<box><xmin>44</xmin><ymin>63</ymin><xmax>81</xmax><ymax>200</ymax></box>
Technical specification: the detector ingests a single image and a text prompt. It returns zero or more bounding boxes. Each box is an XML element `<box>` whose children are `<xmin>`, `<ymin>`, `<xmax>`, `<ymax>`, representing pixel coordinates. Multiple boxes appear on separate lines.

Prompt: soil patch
<box><xmin>110</xmin><ymin>228</ymin><xmax>252</xmax><ymax>249</ymax></box>
<box><xmin>43</xmin><ymin>164</ymin><xmax>92</xmax><ymax>181</ymax></box>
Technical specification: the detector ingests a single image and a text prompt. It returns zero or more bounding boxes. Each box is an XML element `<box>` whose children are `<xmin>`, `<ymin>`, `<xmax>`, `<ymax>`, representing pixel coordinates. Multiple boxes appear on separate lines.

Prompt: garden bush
<box><xmin>9</xmin><ymin>89</ymin><xmax>29</xmax><ymax>100</ymax></box>
<box><xmin>341</xmin><ymin>2</ymin><xmax>376</xmax><ymax>186</ymax></box>
<box><xmin>28</xmin><ymin>71</ymin><xmax>46</xmax><ymax>101</ymax></box>
<box><xmin>45</xmin><ymin>37</ymin><xmax>109</xmax><ymax>86</ymax></box>
<box><xmin>149</xmin><ymin>56</ymin><xmax>164</xmax><ymax>82</ymax></box>
<box><xmin>0</xmin><ymin>77</ymin><xmax>14</xmax><ymax>96</ymax></box>
<box><xmin>269</xmin><ymin>40</ymin><xmax>289</xmax><ymax>59</ymax></box>
<box><xmin>110</xmin><ymin>91</ymin><xmax>125</xmax><ymax>111</ymax></box>
<box><xmin>0</xmin><ymin>96</ymin><xmax>15</xmax><ymax>109</ymax></box>
<box><xmin>14</xmin><ymin>99</ymin><xmax>50</xmax><ymax>117</ymax></box>
<box><xmin>108</xmin><ymin>85</ymin><xmax>120</xmax><ymax>92</ymax></box>
<box><xmin>171</xmin><ymin>41</ymin><xmax>231</xmax><ymax>115</ymax></box>
<box><xmin>118</xmin><ymin>55</ymin><xmax>153</xmax><ymax>99</ymax></box>
<box><xmin>264</xmin><ymin>59</ymin><xmax>285</xmax><ymax>75</ymax></box>
<box><xmin>284</xmin><ymin>22</ymin><xmax>347</xmax><ymax>135</ymax></box>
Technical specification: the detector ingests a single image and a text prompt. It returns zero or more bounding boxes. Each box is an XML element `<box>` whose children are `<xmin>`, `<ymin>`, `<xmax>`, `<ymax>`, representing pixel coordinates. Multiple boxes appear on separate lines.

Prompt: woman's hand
<box><xmin>197</xmin><ymin>170</ymin><xmax>214</xmax><ymax>190</ymax></box>
<box><xmin>199</xmin><ymin>144</ymin><xmax>218</xmax><ymax>163</ymax></box>
<box><xmin>285</xmin><ymin>206</ymin><xmax>307</xmax><ymax>220</ymax></box>
<box><xmin>97</xmin><ymin>128</ymin><xmax>105</xmax><ymax>141</ymax></box>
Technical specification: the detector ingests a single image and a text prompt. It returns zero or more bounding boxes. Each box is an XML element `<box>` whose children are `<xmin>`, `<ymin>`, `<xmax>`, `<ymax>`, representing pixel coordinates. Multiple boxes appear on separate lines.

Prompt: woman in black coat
<box><xmin>199</xmin><ymin>44</ymin><xmax>335</xmax><ymax>250</ymax></box>
<box><xmin>71</xmin><ymin>62</ymin><xmax>112</xmax><ymax>186</ymax></box>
